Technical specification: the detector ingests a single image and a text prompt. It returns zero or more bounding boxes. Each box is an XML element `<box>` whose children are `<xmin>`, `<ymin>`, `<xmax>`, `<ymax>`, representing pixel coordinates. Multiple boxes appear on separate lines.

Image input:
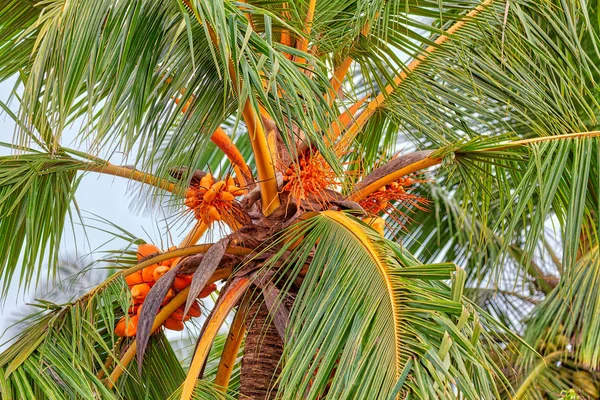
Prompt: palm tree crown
<box><xmin>0</xmin><ymin>0</ymin><xmax>599</xmax><ymax>399</ymax></box>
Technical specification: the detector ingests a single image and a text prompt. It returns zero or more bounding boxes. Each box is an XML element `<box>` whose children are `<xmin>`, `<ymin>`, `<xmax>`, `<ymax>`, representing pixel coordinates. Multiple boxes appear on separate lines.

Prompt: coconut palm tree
<box><xmin>1</xmin><ymin>0</ymin><xmax>599</xmax><ymax>398</ymax></box>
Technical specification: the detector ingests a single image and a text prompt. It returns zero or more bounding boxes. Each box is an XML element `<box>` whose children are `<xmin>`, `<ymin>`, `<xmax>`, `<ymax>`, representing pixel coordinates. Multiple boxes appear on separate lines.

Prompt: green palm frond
<box><xmin>0</xmin><ymin>0</ymin><xmax>40</xmax><ymax>82</ymax></box>
<box><xmin>118</xmin><ymin>333</ymin><xmax>186</xmax><ymax>400</ymax></box>
<box><xmin>0</xmin><ymin>272</ymin><xmax>198</xmax><ymax>400</ymax></box>
<box><xmin>345</xmin><ymin>0</ymin><xmax>600</xmax><ymax>180</ymax></box>
<box><xmin>523</xmin><ymin>247</ymin><xmax>600</xmax><ymax>371</ymax></box>
<box><xmin>380</xmin><ymin>133</ymin><xmax>597</xmax><ymax>296</ymax></box>
<box><xmin>0</xmin><ymin>152</ymin><xmax>84</xmax><ymax>298</ymax></box>
<box><xmin>449</xmin><ymin>137</ymin><xmax>598</xmax><ymax>275</ymax></box>
<box><xmin>4</xmin><ymin>0</ymin><xmax>341</xmax><ymax>182</ymax></box>
<box><xmin>385</xmin><ymin>1</ymin><xmax>599</xmax><ymax>143</ymax></box>
<box><xmin>396</xmin><ymin>183</ymin><xmax>530</xmax><ymax>285</ymax></box>
<box><xmin>465</xmin><ymin>288</ymin><xmax>538</xmax><ymax>333</ymax></box>
<box><xmin>264</xmin><ymin>211</ymin><xmax>510</xmax><ymax>399</ymax></box>
<box><xmin>3</xmin><ymin>256</ymin><xmax>110</xmax><ymax>337</ymax></box>
<box><xmin>508</xmin><ymin>351</ymin><xmax>573</xmax><ymax>400</ymax></box>
<box><xmin>0</xmin><ymin>278</ymin><xmax>129</xmax><ymax>399</ymax></box>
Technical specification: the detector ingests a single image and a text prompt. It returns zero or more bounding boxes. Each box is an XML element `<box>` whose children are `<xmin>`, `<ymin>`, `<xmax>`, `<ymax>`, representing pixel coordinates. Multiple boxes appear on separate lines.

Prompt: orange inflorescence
<box><xmin>184</xmin><ymin>174</ymin><xmax>245</xmax><ymax>226</ymax></box>
<box><xmin>114</xmin><ymin>243</ymin><xmax>217</xmax><ymax>337</ymax></box>
<box><xmin>281</xmin><ymin>152</ymin><xmax>337</xmax><ymax>203</ymax></box>
<box><xmin>359</xmin><ymin>176</ymin><xmax>429</xmax><ymax>215</ymax></box>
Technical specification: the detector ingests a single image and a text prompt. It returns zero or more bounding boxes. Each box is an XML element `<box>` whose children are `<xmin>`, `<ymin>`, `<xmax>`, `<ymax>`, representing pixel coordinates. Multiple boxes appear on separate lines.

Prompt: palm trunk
<box><xmin>240</xmin><ymin>291</ymin><xmax>284</xmax><ymax>399</ymax></box>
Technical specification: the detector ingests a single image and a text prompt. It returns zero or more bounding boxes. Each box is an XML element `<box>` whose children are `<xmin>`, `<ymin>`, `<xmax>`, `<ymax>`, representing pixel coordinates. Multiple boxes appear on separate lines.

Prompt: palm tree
<box><xmin>1</xmin><ymin>0</ymin><xmax>599</xmax><ymax>398</ymax></box>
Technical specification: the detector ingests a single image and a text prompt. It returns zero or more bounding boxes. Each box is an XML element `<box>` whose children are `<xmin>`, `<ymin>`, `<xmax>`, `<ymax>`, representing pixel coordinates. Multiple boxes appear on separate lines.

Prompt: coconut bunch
<box><xmin>184</xmin><ymin>174</ymin><xmax>245</xmax><ymax>225</ymax></box>
<box><xmin>114</xmin><ymin>244</ymin><xmax>217</xmax><ymax>337</ymax></box>
<box><xmin>359</xmin><ymin>176</ymin><xmax>428</xmax><ymax>215</ymax></box>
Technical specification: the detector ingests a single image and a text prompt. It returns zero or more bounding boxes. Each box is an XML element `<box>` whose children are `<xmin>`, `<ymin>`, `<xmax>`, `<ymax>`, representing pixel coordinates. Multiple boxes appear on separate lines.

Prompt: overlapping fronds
<box><xmin>0</xmin><ymin>274</ymin><xmax>203</xmax><ymax>400</ymax></box>
<box><xmin>117</xmin><ymin>333</ymin><xmax>186</xmax><ymax>400</ymax></box>
<box><xmin>265</xmin><ymin>211</ymin><xmax>509</xmax><ymax>399</ymax></box>
<box><xmin>523</xmin><ymin>247</ymin><xmax>600</xmax><ymax>371</ymax></box>
<box><xmin>0</xmin><ymin>152</ymin><xmax>84</xmax><ymax>298</ymax></box>
<box><xmin>0</xmin><ymin>0</ymin><xmax>599</xmax><ymax>398</ymax></box>
<box><xmin>0</xmin><ymin>278</ymin><xmax>129</xmax><ymax>399</ymax></box>
<box><xmin>1</xmin><ymin>0</ymin><xmax>342</xmax><ymax>182</ymax></box>
<box><xmin>447</xmin><ymin>136</ymin><xmax>598</xmax><ymax>277</ymax></box>
<box><xmin>355</xmin><ymin>1</ymin><xmax>600</xmax><ymax>148</ymax></box>
<box><xmin>0</xmin><ymin>0</ymin><xmax>40</xmax><ymax>81</ymax></box>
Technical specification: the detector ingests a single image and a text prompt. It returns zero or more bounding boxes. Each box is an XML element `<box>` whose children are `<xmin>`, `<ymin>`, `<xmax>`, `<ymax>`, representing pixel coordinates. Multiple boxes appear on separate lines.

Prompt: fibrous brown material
<box><xmin>240</xmin><ymin>292</ymin><xmax>285</xmax><ymax>399</ymax></box>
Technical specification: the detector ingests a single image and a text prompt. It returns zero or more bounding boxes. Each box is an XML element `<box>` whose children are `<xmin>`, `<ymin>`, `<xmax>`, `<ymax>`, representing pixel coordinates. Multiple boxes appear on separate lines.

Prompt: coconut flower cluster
<box><xmin>359</xmin><ymin>176</ymin><xmax>428</xmax><ymax>215</ymax></box>
<box><xmin>114</xmin><ymin>244</ymin><xmax>216</xmax><ymax>337</ymax></box>
<box><xmin>184</xmin><ymin>174</ymin><xmax>245</xmax><ymax>225</ymax></box>
<box><xmin>281</xmin><ymin>152</ymin><xmax>337</xmax><ymax>203</ymax></box>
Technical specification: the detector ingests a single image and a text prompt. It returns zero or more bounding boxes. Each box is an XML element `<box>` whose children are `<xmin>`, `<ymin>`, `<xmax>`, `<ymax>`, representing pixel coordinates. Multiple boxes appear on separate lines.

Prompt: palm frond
<box><xmin>0</xmin><ymin>278</ymin><xmax>129</xmax><ymax>399</ymax></box>
<box><xmin>0</xmin><ymin>270</ymin><xmax>200</xmax><ymax>400</ymax></box>
<box><xmin>0</xmin><ymin>0</ymin><xmax>41</xmax><ymax>82</ymax></box>
<box><xmin>523</xmin><ymin>247</ymin><xmax>600</xmax><ymax>370</ymax></box>
<box><xmin>448</xmin><ymin>137</ymin><xmax>598</xmax><ymax>275</ymax></box>
<box><xmin>0</xmin><ymin>152</ymin><xmax>84</xmax><ymax>298</ymax></box>
<box><xmin>343</xmin><ymin>0</ymin><xmax>600</xmax><ymax>186</ymax></box>
<box><xmin>265</xmin><ymin>211</ymin><xmax>510</xmax><ymax>399</ymax></box>
<box><xmin>117</xmin><ymin>333</ymin><xmax>186</xmax><ymax>400</ymax></box>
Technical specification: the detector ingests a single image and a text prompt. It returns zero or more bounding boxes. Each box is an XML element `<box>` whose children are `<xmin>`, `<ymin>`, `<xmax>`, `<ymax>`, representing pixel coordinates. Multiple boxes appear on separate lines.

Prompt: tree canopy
<box><xmin>0</xmin><ymin>0</ymin><xmax>599</xmax><ymax>399</ymax></box>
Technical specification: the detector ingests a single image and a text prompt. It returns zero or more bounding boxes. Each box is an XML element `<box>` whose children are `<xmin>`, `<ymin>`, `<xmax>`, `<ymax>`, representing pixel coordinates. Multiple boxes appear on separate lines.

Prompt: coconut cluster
<box><xmin>359</xmin><ymin>177</ymin><xmax>427</xmax><ymax>215</ymax></box>
<box><xmin>114</xmin><ymin>243</ymin><xmax>216</xmax><ymax>337</ymax></box>
<box><xmin>184</xmin><ymin>174</ymin><xmax>245</xmax><ymax>225</ymax></box>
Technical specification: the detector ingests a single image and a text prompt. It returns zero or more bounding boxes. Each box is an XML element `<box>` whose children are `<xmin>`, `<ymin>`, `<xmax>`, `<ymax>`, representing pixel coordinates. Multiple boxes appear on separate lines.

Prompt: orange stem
<box><xmin>349</xmin><ymin>157</ymin><xmax>441</xmax><ymax>202</ymax></box>
<box><xmin>327</xmin><ymin>96</ymin><xmax>369</xmax><ymax>146</ymax></box>
<box><xmin>294</xmin><ymin>0</ymin><xmax>317</xmax><ymax>64</ymax></box>
<box><xmin>328</xmin><ymin>57</ymin><xmax>353</xmax><ymax>103</ymax></box>
<box><xmin>214</xmin><ymin>296</ymin><xmax>249</xmax><ymax>390</ymax></box>
<box><xmin>180</xmin><ymin>221</ymin><xmax>209</xmax><ymax>248</ymax></box>
<box><xmin>181</xmin><ymin>277</ymin><xmax>253</xmax><ymax>400</ymax></box>
<box><xmin>86</xmin><ymin>164</ymin><xmax>178</xmax><ymax>193</ymax></box>
<box><xmin>242</xmin><ymin>102</ymin><xmax>280</xmax><ymax>215</ymax></box>
<box><xmin>210</xmin><ymin>127</ymin><xmax>253</xmax><ymax>183</ymax></box>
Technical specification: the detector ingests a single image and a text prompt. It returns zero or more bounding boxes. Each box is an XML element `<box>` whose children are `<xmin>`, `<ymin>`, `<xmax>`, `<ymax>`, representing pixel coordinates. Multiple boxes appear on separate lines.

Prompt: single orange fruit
<box><xmin>125</xmin><ymin>270</ymin><xmax>144</xmax><ymax>286</ymax></box>
<box><xmin>220</xmin><ymin>191</ymin><xmax>235</xmax><ymax>202</ymax></box>
<box><xmin>163</xmin><ymin>317</ymin><xmax>185</xmax><ymax>331</ymax></box>
<box><xmin>198</xmin><ymin>283</ymin><xmax>217</xmax><ymax>299</ymax></box>
<box><xmin>170</xmin><ymin>307</ymin><xmax>190</xmax><ymax>322</ymax></box>
<box><xmin>153</xmin><ymin>265</ymin><xmax>170</xmax><ymax>281</ymax></box>
<box><xmin>185</xmin><ymin>188</ymin><xmax>197</xmax><ymax>198</ymax></box>
<box><xmin>131</xmin><ymin>283</ymin><xmax>152</xmax><ymax>303</ymax></box>
<box><xmin>114</xmin><ymin>315</ymin><xmax>139</xmax><ymax>337</ymax></box>
<box><xmin>142</xmin><ymin>265</ymin><xmax>159</xmax><ymax>282</ymax></box>
<box><xmin>137</xmin><ymin>243</ymin><xmax>161</xmax><ymax>261</ymax></box>
<box><xmin>173</xmin><ymin>275</ymin><xmax>193</xmax><ymax>291</ymax></box>
<box><xmin>187</xmin><ymin>301</ymin><xmax>202</xmax><ymax>317</ymax></box>
<box><xmin>160</xmin><ymin>258</ymin><xmax>174</xmax><ymax>267</ymax></box>
<box><xmin>207</xmin><ymin>206</ymin><xmax>221</xmax><ymax>222</ymax></box>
